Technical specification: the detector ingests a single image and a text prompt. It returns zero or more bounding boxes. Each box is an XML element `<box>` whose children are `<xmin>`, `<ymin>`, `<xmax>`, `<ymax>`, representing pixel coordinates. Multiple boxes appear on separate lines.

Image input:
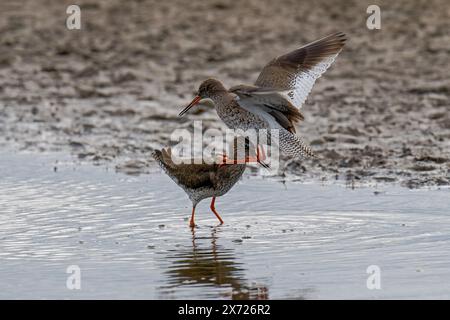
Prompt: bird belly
<box><xmin>187</xmin><ymin>186</ymin><xmax>216</xmax><ymax>205</ymax></box>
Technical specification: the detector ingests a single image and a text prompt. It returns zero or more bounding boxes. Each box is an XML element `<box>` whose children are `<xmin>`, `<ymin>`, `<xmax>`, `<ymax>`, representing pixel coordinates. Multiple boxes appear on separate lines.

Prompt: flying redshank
<box><xmin>152</xmin><ymin>137</ymin><xmax>265</xmax><ymax>227</ymax></box>
<box><xmin>179</xmin><ymin>32</ymin><xmax>346</xmax><ymax>159</ymax></box>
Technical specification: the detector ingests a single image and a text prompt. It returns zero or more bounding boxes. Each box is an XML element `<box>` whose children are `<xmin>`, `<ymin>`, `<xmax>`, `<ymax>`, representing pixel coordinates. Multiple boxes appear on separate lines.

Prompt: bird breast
<box><xmin>215</xmin><ymin>99</ymin><xmax>268</xmax><ymax>130</ymax></box>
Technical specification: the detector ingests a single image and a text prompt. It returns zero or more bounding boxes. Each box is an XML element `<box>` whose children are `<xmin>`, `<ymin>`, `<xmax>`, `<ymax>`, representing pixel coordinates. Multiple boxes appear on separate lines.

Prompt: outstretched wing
<box><xmin>229</xmin><ymin>85</ymin><xmax>303</xmax><ymax>133</ymax></box>
<box><xmin>254</xmin><ymin>32</ymin><xmax>346</xmax><ymax>109</ymax></box>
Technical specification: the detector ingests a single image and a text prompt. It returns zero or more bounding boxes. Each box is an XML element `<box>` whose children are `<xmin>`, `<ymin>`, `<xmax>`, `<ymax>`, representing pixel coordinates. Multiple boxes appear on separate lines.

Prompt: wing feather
<box><xmin>230</xmin><ymin>85</ymin><xmax>303</xmax><ymax>133</ymax></box>
<box><xmin>255</xmin><ymin>32</ymin><xmax>346</xmax><ymax>109</ymax></box>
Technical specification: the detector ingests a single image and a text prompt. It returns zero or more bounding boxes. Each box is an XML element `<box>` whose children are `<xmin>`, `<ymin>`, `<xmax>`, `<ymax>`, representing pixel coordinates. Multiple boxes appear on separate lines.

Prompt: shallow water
<box><xmin>0</xmin><ymin>151</ymin><xmax>449</xmax><ymax>299</ymax></box>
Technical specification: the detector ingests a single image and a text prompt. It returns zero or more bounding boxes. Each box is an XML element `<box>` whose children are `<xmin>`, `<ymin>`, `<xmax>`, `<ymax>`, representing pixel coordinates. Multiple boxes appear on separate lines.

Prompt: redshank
<box><xmin>152</xmin><ymin>137</ymin><xmax>264</xmax><ymax>227</ymax></box>
<box><xmin>179</xmin><ymin>32</ymin><xmax>346</xmax><ymax>159</ymax></box>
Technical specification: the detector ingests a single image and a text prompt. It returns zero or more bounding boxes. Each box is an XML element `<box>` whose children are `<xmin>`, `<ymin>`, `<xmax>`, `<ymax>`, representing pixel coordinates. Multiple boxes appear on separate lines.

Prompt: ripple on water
<box><xmin>0</xmin><ymin>151</ymin><xmax>450</xmax><ymax>299</ymax></box>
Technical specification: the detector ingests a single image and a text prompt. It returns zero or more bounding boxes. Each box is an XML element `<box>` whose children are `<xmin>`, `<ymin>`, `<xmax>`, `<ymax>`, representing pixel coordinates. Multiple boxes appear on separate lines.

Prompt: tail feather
<box><xmin>152</xmin><ymin>148</ymin><xmax>176</xmax><ymax>169</ymax></box>
<box><xmin>279</xmin><ymin>129</ymin><xmax>317</xmax><ymax>159</ymax></box>
<box><xmin>151</xmin><ymin>149</ymin><xmax>162</xmax><ymax>160</ymax></box>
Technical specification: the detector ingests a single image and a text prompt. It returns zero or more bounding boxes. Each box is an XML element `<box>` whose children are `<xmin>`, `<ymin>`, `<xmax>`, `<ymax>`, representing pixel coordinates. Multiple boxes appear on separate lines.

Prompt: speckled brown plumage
<box><xmin>179</xmin><ymin>32</ymin><xmax>346</xmax><ymax>160</ymax></box>
<box><xmin>152</xmin><ymin>148</ymin><xmax>246</xmax><ymax>206</ymax></box>
<box><xmin>152</xmin><ymin>137</ymin><xmax>259</xmax><ymax>227</ymax></box>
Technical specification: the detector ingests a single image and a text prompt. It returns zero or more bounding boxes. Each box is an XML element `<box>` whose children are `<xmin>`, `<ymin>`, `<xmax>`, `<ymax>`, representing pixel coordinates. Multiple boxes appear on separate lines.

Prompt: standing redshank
<box><xmin>178</xmin><ymin>32</ymin><xmax>346</xmax><ymax>159</ymax></box>
<box><xmin>152</xmin><ymin>137</ymin><xmax>264</xmax><ymax>227</ymax></box>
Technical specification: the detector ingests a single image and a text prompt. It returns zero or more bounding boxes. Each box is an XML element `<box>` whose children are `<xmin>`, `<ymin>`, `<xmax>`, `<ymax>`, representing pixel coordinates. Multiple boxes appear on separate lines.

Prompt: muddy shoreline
<box><xmin>0</xmin><ymin>0</ymin><xmax>449</xmax><ymax>187</ymax></box>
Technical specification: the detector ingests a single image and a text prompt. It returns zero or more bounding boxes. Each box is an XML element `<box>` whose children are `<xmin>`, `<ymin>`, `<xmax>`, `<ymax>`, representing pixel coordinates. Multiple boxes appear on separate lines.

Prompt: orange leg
<box><xmin>220</xmin><ymin>150</ymin><xmax>268</xmax><ymax>168</ymax></box>
<box><xmin>210</xmin><ymin>197</ymin><xmax>224</xmax><ymax>225</ymax></box>
<box><xmin>257</xmin><ymin>145</ymin><xmax>266</xmax><ymax>161</ymax></box>
<box><xmin>223</xmin><ymin>156</ymin><xmax>259</xmax><ymax>164</ymax></box>
<box><xmin>257</xmin><ymin>145</ymin><xmax>269</xmax><ymax>168</ymax></box>
<box><xmin>189</xmin><ymin>205</ymin><xmax>196</xmax><ymax>228</ymax></box>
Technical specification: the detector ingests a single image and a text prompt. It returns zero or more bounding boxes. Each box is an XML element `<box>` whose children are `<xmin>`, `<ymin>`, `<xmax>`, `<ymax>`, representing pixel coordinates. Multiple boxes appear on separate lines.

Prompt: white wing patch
<box><xmin>282</xmin><ymin>55</ymin><xmax>338</xmax><ymax>109</ymax></box>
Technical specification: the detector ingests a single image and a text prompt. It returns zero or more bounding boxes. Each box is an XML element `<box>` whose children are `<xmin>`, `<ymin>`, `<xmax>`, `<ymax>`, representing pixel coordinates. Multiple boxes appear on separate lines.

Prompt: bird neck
<box><xmin>209</xmin><ymin>90</ymin><xmax>234</xmax><ymax>110</ymax></box>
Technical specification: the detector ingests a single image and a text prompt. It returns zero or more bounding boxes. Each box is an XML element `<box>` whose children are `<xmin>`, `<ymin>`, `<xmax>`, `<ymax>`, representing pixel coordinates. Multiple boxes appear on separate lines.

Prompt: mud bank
<box><xmin>0</xmin><ymin>0</ymin><xmax>449</xmax><ymax>187</ymax></box>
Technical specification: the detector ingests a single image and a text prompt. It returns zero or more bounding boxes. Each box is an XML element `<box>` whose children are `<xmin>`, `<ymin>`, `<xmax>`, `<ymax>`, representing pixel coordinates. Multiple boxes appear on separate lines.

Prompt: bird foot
<box><xmin>219</xmin><ymin>152</ymin><xmax>269</xmax><ymax>168</ymax></box>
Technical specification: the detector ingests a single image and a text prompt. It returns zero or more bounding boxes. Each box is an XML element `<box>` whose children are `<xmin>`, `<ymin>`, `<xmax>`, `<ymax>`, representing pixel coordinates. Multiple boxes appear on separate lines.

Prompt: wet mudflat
<box><xmin>1</xmin><ymin>0</ymin><xmax>449</xmax><ymax>187</ymax></box>
<box><xmin>0</xmin><ymin>151</ymin><xmax>449</xmax><ymax>299</ymax></box>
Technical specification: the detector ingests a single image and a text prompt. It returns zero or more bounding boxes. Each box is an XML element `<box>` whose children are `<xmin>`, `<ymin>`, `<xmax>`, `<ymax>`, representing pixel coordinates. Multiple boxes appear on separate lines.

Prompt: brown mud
<box><xmin>0</xmin><ymin>0</ymin><xmax>449</xmax><ymax>187</ymax></box>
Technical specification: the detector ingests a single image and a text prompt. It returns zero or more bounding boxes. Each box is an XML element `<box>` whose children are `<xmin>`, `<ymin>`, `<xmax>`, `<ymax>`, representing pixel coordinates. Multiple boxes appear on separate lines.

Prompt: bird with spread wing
<box><xmin>179</xmin><ymin>32</ymin><xmax>346</xmax><ymax>160</ymax></box>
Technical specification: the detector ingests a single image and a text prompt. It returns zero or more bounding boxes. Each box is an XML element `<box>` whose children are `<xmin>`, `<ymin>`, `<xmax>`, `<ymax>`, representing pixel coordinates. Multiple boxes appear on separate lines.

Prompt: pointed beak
<box><xmin>179</xmin><ymin>96</ymin><xmax>201</xmax><ymax>117</ymax></box>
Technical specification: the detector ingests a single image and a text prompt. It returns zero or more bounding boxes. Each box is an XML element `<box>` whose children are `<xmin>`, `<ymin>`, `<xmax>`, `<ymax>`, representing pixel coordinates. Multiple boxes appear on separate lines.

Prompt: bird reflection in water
<box><xmin>159</xmin><ymin>227</ymin><xmax>269</xmax><ymax>300</ymax></box>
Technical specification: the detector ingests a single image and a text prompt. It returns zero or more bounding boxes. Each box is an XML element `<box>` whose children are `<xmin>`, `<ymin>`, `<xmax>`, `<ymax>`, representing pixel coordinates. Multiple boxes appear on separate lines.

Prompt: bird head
<box><xmin>179</xmin><ymin>79</ymin><xmax>226</xmax><ymax>117</ymax></box>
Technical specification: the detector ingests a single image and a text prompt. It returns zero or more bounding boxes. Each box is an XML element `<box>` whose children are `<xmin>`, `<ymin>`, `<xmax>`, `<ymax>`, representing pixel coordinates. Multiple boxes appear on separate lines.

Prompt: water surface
<box><xmin>0</xmin><ymin>152</ymin><xmax>449</xmax><ymax>299</ymax></box>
